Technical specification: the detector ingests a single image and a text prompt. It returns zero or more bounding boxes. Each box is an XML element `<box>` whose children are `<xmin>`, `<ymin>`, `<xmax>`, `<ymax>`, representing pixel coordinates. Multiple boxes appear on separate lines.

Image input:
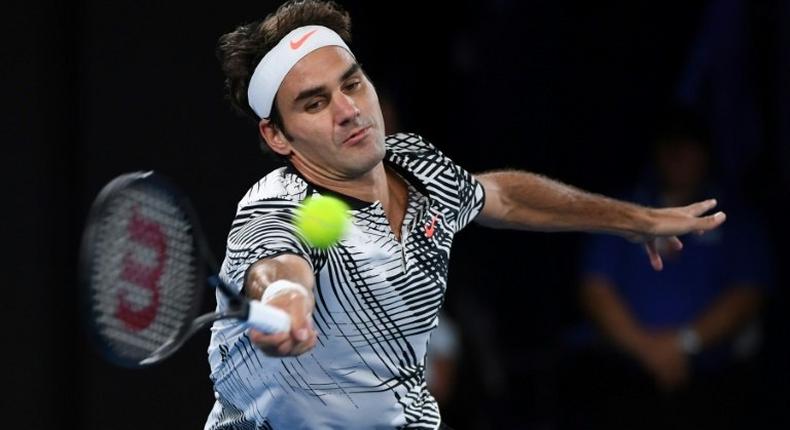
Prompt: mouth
<box><xmin>343</xmin><ymin>126</ymin><xmax>371</xmax><ymax>146</ymax></box>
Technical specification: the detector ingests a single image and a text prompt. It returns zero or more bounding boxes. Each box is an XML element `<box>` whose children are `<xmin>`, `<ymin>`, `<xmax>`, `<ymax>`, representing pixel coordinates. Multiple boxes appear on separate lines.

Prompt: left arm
<box><xmin>474</xmin><ymin>170</ymin><xmax>726</xmax><ymax>270</ymax></box>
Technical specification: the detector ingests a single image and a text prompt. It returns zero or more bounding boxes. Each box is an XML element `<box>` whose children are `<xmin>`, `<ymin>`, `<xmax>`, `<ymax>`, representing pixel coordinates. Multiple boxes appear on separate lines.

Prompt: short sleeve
<box><xmin>452</xmin><ymin>162</ymin><xmax>486</xmax><ymax>231</ymax></box>
<box><xmin>384</xmin><ymin>133</ymin><xmax>486</xmax><ymax>233</ymax></box>
<box><xmin>219</xmin><ymin>198</ymin><xmax>321</xmax><ymax>293</ymax></box>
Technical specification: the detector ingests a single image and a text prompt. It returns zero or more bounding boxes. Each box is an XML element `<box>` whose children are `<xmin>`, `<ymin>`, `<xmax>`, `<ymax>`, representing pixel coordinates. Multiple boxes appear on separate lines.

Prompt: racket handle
<box><xmin>247</xmin><ymin>300</ymin><xmax>291</xmax><ymax>334</ymax></box>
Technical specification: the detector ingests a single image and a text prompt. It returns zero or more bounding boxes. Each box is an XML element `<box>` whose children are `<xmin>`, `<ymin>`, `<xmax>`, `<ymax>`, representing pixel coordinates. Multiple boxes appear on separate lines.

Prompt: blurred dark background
<box><xmin>4</xmin><ymin>0</ymin><xmax>787</xmax><ymax>428</ymax></box>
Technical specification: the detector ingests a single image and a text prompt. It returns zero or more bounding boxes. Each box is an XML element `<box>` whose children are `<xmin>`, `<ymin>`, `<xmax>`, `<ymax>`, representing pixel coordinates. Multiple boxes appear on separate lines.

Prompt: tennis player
<box><xmin>205</xmin><ymin>1</ymin><xmax>726</xmax><ymax>429</ymax></box>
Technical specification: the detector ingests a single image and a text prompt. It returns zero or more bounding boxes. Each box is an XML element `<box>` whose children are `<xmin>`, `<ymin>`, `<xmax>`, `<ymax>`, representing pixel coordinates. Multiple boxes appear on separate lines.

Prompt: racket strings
<box><xmin>89</xmin><ymin>185</ymin><xmax>199</xmax><ymax>361</ymax></box>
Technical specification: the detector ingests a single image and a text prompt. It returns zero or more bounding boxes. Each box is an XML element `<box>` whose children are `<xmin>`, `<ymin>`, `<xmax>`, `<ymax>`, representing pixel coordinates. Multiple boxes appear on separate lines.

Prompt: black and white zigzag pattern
<box><xmin>205</xmin><ymin>133</ymin><xmax>485</xmax><ymax>430</ymax></box>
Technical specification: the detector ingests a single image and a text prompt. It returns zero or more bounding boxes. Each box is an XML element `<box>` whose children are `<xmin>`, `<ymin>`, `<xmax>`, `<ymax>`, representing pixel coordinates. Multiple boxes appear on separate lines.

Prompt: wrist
<box><xmin>677</xmin><ymin>326</ymin><xmax>702</xmax><ymax>355</ymax></box>
<box><xmin>629</xmin><ymin>205</ymin><xmax>655</xmax><ymax>236</ymax></box>
<box><xmin>261</xmin><ymin>279</ymin><xmax>310</xmax><ymax>303</ymax></box>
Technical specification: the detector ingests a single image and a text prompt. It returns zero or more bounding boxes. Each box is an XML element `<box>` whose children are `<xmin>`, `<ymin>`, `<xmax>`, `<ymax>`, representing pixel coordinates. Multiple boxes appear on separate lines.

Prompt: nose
<box><xmin>333</xmin><ymin>92</ymin><xmax>360</xmax><ymax>127</ymax></box>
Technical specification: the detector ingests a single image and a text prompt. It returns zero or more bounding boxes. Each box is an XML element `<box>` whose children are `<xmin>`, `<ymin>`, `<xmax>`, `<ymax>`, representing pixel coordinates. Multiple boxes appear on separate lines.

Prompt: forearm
<box><xmin>688</xmin><ymin>286</ymin><xmax>762</xmax><ymax>349</ymax></box>
<box><xmin>476</xmin><ymin>170</ymin><xmax>648</xmax><ymax>235</ymax></box>
<box><xmin>244</xmin><ymin>253</ymin><xmax>315</xmax><ymax>300</ymax></box>
<box><xmin>244</xmin><ymin>253</ymin><xmax>318</xmax><ymax>357</ymax></box>
<box><xmin>581</xmin><ymin>275</ymin><xmax>648</xmax><ymax>355</ymax></box>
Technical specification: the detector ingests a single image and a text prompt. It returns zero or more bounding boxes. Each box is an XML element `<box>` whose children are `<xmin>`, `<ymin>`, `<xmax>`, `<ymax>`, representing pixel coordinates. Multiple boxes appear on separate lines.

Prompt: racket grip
<box><xmin>247</xmin><ymin>300</ymin><xmax>291</xmax><ymax>334</ymax></box>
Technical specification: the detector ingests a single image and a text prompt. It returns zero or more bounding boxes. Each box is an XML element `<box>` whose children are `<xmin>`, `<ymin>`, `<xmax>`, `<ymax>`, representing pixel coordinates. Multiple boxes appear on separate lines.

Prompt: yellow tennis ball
<box><xmin>294</xmin><ymin>195</ymin><xmax>350</xmax><ymax>249</ymax></box>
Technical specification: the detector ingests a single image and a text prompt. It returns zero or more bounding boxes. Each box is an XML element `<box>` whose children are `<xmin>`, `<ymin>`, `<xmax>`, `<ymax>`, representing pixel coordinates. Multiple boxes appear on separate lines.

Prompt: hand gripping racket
<box><xmin>79</xmin><ymin>171</ymin><xmax>290</xmax><ymax>367</ymax></box>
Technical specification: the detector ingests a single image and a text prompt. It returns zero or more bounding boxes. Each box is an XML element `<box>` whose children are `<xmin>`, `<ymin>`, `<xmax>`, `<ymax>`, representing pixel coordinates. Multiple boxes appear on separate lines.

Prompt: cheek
<box><xmin>364</xmin><ymin>95</ymin><xmax>386</xmax><ymax>127</ymax></box>
<box><xmin>289</xmin><ymin>112</ymin><xmax>334</xmax><ymax>140</ymax></box>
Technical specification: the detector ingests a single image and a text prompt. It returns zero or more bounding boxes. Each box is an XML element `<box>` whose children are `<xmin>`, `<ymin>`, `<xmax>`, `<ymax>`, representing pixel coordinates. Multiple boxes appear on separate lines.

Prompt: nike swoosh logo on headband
<box><xmin>290</xmin><ymin>29</ymin><xmax>318</xmax><ymax>50</ymax></box>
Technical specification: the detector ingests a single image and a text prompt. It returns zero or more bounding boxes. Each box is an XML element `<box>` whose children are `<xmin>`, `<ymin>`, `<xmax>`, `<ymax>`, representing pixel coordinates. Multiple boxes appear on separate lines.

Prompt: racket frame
<box><xmin>79</xmin><ymin>171</ymin><xmax>209</xmax><ymax>368</ymax></box>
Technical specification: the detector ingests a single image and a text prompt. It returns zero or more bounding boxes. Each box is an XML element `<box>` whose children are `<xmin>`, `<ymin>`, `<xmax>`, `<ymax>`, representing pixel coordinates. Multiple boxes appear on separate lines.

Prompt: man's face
<box><xmin>267</xmin><ymin>46</ymin><xmax>387</xmax><ymax>180</ymax></box>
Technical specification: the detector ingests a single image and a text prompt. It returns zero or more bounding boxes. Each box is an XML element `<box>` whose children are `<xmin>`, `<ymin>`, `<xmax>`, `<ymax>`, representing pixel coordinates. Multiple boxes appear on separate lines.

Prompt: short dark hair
<box><xmin>216</xmin><ymin>0</ymin><xmax>352</xmax><ymax>136</ymax></box>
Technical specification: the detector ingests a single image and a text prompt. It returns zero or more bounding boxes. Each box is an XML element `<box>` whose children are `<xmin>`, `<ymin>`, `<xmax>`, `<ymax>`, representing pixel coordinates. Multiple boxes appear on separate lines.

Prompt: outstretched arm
<box><xmin>474</xmin><ymin>170</ymin><xmax>726</xmax><ymax>270</ymax></box>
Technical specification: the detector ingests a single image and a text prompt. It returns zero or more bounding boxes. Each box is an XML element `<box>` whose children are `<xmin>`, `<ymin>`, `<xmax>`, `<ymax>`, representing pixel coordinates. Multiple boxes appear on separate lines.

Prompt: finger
<box><xmin>644</xmin><ymin>241</ymin><xmax>663</xmax><ymax>271</ymax></box>
<box><xmin>271</xmin><ymin>326</ymin><xmax>317</xmax><ymax>357</ymax></box>
<box><xmin>291</xmin><ymin>330</ymin><xmax>319</xmax><ymax>356</ymax></box>
<box><xmin>275</xmin><ymin>338</ymin><xmax>296</xmax><ymax>356</ymax></box>
<box><xmin>289</xmin><ymin>308</ymin><xmax>314</xmax><ymax>340</ymax></box>
<box><xmin>695</xmin><ymin>211</ymin><xmax>726</xmax><ymax>231</ymax></box>
<box><xmin>684</xmin><ymin>199</ymin><xmax>717</xmax><ymax>216</ymax></box>
<box><xmin>249</xmin><ymin>328</ymin><xmax>289</xmax><ymax>346</ymax></box>
<box><xmin>252</xmin><ymin>336</ymin><xmax>289</xmax><ymax>356</ymax></box>
<box><xmin>256</xmin><ymin>335</ymin><xmax>293</xmax><ymax>356</ymax></box>
<box><xmin>668</xmin><ymin>236</ymin><xmax>683</xmax><ymax>251</ymax></box>
<box><xmin>288</xmin><ymin>310</ymin><xmax>318</xmax><ymax>356</ymax></box>
<box><xmin>267</xmin><ymin>331</ymin><xmax>316</xmax><ymax>357</ymax></box>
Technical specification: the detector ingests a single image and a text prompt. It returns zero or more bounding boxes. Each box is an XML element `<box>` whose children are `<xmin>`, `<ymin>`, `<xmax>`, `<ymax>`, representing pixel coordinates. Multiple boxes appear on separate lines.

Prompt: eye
<box><xmin>343</xmin><ymin>80</ymin><xmax>362</xmax><ymax>92</ymax></box>
<box><xmin>305</xmin><ymin>99</ymin><xmax>326</xmax><ymax>112</ymax></box>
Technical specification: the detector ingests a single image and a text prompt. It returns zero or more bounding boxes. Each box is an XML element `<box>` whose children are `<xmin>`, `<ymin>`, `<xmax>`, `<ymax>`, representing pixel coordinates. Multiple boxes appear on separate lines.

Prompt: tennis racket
<box><xmin>79</xmin><ymin>171</ymin><xmax>290</xmax><ymax>368</ymax></box>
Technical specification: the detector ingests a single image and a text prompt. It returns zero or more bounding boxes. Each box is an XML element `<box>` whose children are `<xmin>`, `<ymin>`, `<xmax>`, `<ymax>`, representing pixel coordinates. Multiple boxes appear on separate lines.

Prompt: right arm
<box><xmin>245</xmin><ymin>253</ymin><xmax>318</xmax><ymax>356</ymax></box>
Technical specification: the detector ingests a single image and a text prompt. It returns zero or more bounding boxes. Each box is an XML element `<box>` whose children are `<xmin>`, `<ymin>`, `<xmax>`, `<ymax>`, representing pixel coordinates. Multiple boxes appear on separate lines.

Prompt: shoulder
<box><xmin>236</xmin><ymin>167</ymin><xmax>309</xmax><ymax>211</ymax></box>
<box><xmin>384</xmin><ymin>133</ymin><xmax>457</xmax><ymax>173</ymax></box>
<box><xmin>385</xmin><ymin>133</ymin><xmax>442</xmax><ymax>157</ymax></box>
<box><xmin>227</xmin><ymin>168</ymin><xmax>308</xmax><ymax>243</ymax></box>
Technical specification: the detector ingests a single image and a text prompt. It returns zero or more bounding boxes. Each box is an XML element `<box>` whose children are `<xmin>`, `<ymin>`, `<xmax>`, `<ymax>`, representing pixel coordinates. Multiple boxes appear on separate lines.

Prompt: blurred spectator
<box><xmin>426</xmin><ymin>311</ymin><xmax>461</xmax><ymax>409</ymax></box>
<box><xmin>558</xmin><ymin>109</ymin><xmax>774</xmax><ymax>430</ymax></box>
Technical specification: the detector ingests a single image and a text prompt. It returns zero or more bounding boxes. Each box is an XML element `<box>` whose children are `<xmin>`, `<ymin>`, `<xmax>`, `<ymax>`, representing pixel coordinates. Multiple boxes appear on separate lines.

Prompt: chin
<box><xmin>371</xmin><ymin>134</ymin><xmax>387</xmax><ymax>161</ymax></box>
<box><xmin>344</xmin><ymin>147</ymin><xmax>386</xmax><ymax>178</ymax></box>
<box><xmin>367</xmin><ymin>128</ymin><xmax>386</xmax><ymax>154</ymax></box>
<box><xmin>354</xmin><ymin>129</ymin><xmax>385</xmax><ymax>156</ymax></box>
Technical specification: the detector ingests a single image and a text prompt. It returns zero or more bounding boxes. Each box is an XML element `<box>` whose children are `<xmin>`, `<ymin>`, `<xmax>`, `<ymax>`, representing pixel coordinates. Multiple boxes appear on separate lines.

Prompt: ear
<box><xmin>259</xmin><ymin>119</ymin><xmax>291</xmax><ymax>156</ymax></box>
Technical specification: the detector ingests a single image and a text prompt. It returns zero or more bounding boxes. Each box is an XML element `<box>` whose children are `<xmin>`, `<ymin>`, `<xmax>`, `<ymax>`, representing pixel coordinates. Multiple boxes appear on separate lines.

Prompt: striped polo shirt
<box><xmin>205</xmin><ymin>133</ymin><xmax>485</xmax><ymax>430</ymax></box>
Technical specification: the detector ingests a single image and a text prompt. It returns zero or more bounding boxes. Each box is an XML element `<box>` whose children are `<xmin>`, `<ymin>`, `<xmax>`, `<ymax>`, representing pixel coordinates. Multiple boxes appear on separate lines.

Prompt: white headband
<box><xmin>247</xmin><ymin>25</ymin><xmax>353</xmax><ymax>119</ymax></box>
